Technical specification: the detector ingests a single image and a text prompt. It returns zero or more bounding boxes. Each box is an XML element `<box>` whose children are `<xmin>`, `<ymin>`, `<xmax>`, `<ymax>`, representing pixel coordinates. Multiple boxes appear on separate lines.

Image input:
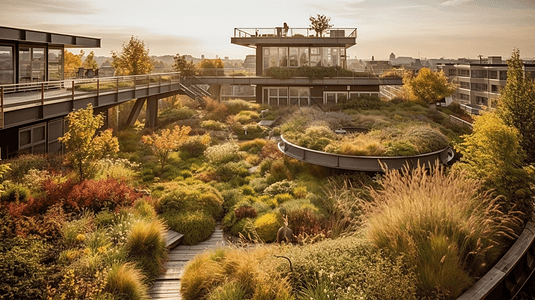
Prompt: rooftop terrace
<box><xmin>232</xmin><ymin>27</ymin><xmax>357</xmax><ymax>48</ymax></box>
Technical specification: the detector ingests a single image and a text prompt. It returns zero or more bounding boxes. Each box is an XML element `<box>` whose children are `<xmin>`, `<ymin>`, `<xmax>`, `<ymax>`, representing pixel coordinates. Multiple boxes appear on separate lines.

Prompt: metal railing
<box><xmin>234</xmin><ymin>27</ymin><xmax>357</xmax><ymax>38</ymax></box>
<box><xmin>0</xmin><ymin>72</ymin><xmax>182</xmax><ymax>112</ymax></box>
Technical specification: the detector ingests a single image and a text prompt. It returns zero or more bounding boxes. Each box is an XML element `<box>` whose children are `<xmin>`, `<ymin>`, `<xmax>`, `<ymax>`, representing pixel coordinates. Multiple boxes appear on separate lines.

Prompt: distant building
<box><xmin>389</xmin><ymin>52</ymin><xmax>395</xmax><ymax>62</ymax></box>
<box><xmin>243</xmin><ymin>55</ymin><xmax>256</xmax><ymax>69</ymax></box>
<box><xmin>437</xmin><ymin>56</ymin><xmax>535</xmax><ymax>114</ymax></box>
<box><xmin>365</xmin><ymin>60</ymin><xmax>392</xmax><ymax>74</ymax></box>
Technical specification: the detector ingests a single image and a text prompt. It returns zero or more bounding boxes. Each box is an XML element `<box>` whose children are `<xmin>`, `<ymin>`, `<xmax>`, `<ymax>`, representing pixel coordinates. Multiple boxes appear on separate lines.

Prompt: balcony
<box><xmin>232</xmin><ymin>27</ymin><xmax>357</xmax><ymax>48</ymax></box>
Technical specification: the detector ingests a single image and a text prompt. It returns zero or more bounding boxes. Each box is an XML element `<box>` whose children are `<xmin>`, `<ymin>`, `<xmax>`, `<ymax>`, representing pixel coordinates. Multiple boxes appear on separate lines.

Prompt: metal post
<box><xmin>97</xmin><ymin>79</ymin><xmax>99</xmax><ymax>97</ymax></box>
<box><xmin>72</xmin><ymin>81</ymin><xmax>74</xmax><ymax>101</ymax></box>
<box><xmin>41</xmin><ymin>83</ymin><xmax>45</xmax><ymax>105</ymax></box>
<box><xmin>1</xmin><ymin>87</ymin><xmax>3</xmax><ymax>112</ymax></box>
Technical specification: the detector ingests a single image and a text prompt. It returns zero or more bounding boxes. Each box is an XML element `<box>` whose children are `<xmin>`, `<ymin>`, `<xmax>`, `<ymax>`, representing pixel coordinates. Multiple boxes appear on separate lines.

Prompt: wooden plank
<box><xmin>165</xmin><ymin>229</ymin><xmax>184</xmax><ymax>250</ymax></box>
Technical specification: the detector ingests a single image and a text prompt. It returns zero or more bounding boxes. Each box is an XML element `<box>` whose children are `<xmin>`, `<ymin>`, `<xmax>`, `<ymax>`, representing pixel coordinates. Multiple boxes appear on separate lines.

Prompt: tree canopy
<box><xmin>403</xmin><ymin>68</ymin><xmax>457</xmax><ymax>104</ymax></box>
<box><xmin>309</xmin><ymin>14</ymin><xmax>333</xmax><ymax>37</ymax></box>
<box><xmin>497</xmin><ymin>49</ymin><xmax>535</xmax><ymax>164</ymax></box>
<box><xmin>111</xmin><ymin>36</ymin><xmax>154</xmax><ymax>76</ymax></box>
<box><xmin>59</xmin><ymin>104</ymin><xmax>119</xmax><ymax>181</ymax></box>
<box><xmin>83</xmin><ymin>51</ymin><xmax>98</xmax><ymax>70</ymax></box>
<box><xmin>142</xmin><ymin>125</ymin><xmax>193</xmax><ymax>173</ymax></box>
<box><xmin>198</xmin><ymin>58</ymin><xmax>224</xmax><ymax>76</ymax></box>
<box><xmin>173</xmin><ymin>54</ymin><xmax>197</xmax><ymax>76</ymax></box>
<box><xmin>64</xmin><ymin>50</ymin><xmax>84</xmax><ymax>77</ymax></box>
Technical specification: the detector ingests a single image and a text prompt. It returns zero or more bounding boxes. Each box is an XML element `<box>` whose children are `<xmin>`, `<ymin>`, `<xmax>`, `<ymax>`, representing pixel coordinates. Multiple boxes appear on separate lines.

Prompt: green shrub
<box><xmin>239</xmin><ymin>139</ymin><xmax>267</xmax><ymax>154</ymax></box>
<box><xmin>274</xmin><ymin>193</ymin><xmax>293</xmax><ymax>205</ymax></box>
<box><xmin>403</xmin><ymin>125</ymin><xmax>449</xmax><ymax>153</ymax></box>
<box><xmin>125</xmin><ymin>219</ymin><xmax>167</xmax><ymax>282</ymax></box>
<box><xmin>216</xmin><ymin>161</ymin><xmax>251</xmax><ymax>182</ymax></box>
<box><xmin>339</xmin><ymin>95</ymin><xmax>385</xmax><ymax>110</ymax></box>
<box><xmin>158</xmin><ymin>107</ymin><xmax>196</xmax><ymax>126</ymax></box>
<box><xmin>157</xmin><ymin>183</ymin><xmax>223</xmax><ymax>220</ymax></box>
<box><xmin>4</xmin><ymin>154</ymin><xmax>62</xmax><ymax>183</ymax></box>
<box><xmin>164</xmin><ymin>212</ymin><xmax>215</xmax><ymax>245</ymax></box>
<box><xmin>254</xmin><ymin>213</ymin><xmax>282</xmax><ymax>243</ymax></box>
<box><xmin>236</xmin><ymin>124</ymin><xmax>268</xmax><ymax>140</ymax></box>
<box><xmin>235</xmin><ymin>111</ymin><xmax>259</xmax><ymax>124</ymax></box>
<box><xmin>201</xmin><ymin>120</ymin><xmax>227</xmax><ymax>131</ymax></box>
<box><xmin>105</xmin><ymin>263</ymin><xmax>148</xmax><ymax>300</ymax></box>
<box><xmin>117</xmin><ymin>128</ymin><xmax>141</xmax><ymax>153</ymax></box>
<box><xmin>178</xmin><ymin>135</ymin><xmax>211</xmax><ymax>158</ymax></box>
<box><xmin>208</xmin><ymin>282</ymin><xmax>247</xmax><ymax>300</ymax></box>
<box><xmin>283</xmin><ymin>236</ymin><xmax>418</xmax><ymax>300</ymax></box>
<box><xmin>264</xmin><ymin>180</ymin><xmax>296</xmax><ymax>196</ymax></box>
<box><xmin>0</xmin><ymin>236</ymin><xmax>50</xmax><ymax>300</ymax></box>
<box><xmin>205</xmin><ymin>142</ymin><xmax>241</xmax><ymax>165</ymax></box>
<box><xmin>224</xmin><ymin>99</ymin><xmax>260</xmax><ymax>115</ymax></box>
<box><xmin>1</xmin><ymin>183</ymin><xmax>30</xmax><ymax>202</ymax></box>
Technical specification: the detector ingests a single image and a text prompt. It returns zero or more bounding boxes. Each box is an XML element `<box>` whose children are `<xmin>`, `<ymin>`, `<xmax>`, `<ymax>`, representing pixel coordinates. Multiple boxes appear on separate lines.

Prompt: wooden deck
<box><xmin>150</xmin><ymin>226</ymin><xmax>226</xmax><ymax>299</ymax></box>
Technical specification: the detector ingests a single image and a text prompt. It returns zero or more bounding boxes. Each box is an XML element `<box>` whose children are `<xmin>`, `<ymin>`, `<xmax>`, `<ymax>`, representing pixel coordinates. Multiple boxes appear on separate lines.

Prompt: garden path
<box><xmin>149</xmin><ymin>226</ymin><xmax>226</xmax><ymax>299</ymax></box>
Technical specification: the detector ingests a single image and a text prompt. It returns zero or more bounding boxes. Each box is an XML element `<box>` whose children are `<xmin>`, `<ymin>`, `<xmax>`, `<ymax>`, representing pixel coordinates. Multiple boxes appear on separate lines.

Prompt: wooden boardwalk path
<box><xmin>149</xmin><ymin>227</ymin><xmax>226</xmax><ymax>299</ymax></box>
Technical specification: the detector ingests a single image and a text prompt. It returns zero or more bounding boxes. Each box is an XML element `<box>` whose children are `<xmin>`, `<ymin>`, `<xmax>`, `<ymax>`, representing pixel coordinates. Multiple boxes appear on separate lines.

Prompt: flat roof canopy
<box><xmin>0</xmin><ymin>26</ymin><xmax>100</xmax><ymax>48</ymax></box>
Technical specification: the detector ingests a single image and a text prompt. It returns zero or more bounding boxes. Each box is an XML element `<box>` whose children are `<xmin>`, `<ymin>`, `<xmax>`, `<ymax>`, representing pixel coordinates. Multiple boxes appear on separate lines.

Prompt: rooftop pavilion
<box><xmin>231</xmin><ymin>27</ymin><xmax>357</xmax><ymax>48</ymax></box>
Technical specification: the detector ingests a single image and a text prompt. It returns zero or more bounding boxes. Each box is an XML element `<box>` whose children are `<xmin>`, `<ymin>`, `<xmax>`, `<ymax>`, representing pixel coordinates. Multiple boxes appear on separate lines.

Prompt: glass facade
<box><xmin>19</xmin><ymin>46</ymin><xmax>46</xmax><ymax>83</ymax></box>
<box><xmin>263</xmin><ymin>87</ymin><xmax>310</xmax><ymax>106</ymax></box>
<box><xmin>48</xmin><ymin>48</ymin><xmax>63</xmax><ymax>81</ymax></box>
<box><xmin>0</xmin><ymin>46</ymin><xmax>14</xmax><ymax>84</ymax></box>
<box><xmin>263</xmin><ymin>46</ymin><xmax>346</xmax><ymax>72</ymax></box>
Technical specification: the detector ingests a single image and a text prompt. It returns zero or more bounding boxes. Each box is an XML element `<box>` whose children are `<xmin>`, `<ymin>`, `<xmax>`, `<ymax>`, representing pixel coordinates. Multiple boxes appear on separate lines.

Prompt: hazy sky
<box><xmin>2</xmin><ymin>0</ymin><xmax>535</xmax><ymax>60</ymax></box>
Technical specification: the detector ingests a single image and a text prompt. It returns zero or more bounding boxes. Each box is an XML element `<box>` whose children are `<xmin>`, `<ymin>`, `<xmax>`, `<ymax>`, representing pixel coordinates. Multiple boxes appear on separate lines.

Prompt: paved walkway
<box><xmin>149</xmin><ymin>227</ymin><xmax>226</xmax><ymax>299</ymax></box>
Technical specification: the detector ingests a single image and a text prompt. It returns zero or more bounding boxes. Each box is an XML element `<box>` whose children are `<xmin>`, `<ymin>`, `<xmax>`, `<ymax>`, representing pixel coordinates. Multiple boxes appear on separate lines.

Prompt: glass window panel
<box><xmin>332</xmin><ymin>48</ymin><xmax>339</xmax><ymax>67</ymax></box>
<box><xmin>19</xmin><ymin>46</ymin><xmax>31</xmax><ymax>83</ymax></box>
<box><xmin>0</xmin><ymin>46</ymin><xmax>14</xmax><ymax>84</ymax></box>
<box><xmin>20</xmin><ymin>130</ymin><xmax>31</xmax><ymax>147</ymax></box>
<box><xmin>269</xmin><ymin>47</ymin><xmax>278</xmax><ymax>68</ymax></box>
<box><xmin>263</xmin><ymin>89</ymin><xmax>269</xmax><ymax>105</ymax></box>
<box><xmin>289</xmin><ymin>87</ymin><xmax>299</xmax><ymax>96</ymax></box>
<box><xmin>33</xmin><ymin>143</ymin><xmax>46</xmax><ymax>154</ymax></box>
<box><xmin>310</xmin><ymin>48</ymin><xmax>320</xmax><ymax>67</ymax></box>
<box><xmin>269</xmin><ymin>97</ymin><xmax>278</xmax><ymax>105</ymax></box>
<box><xmin>299</xmin><ymin>47</ymin><xmax>309</xmax><ymax>67</ymax></box>
<box><xmin>278</xmin><ymin>47</ymin><xmax>288</xmax><ymax>67</ymax></box>
<box><xmin>325</xmin><ymin>92</ymin><xmax>335</xmax><ymax>104</ymax></box>
<box><xmin>32</xmin><ymin>48</ymin><xmax>46</xmax><ymax>82</ymax></box>
<box><xmin>299</xmin><ymin>88</ymin><xmax>309</xmax><ymax>97</ymax></box>
<box><xmin>48</xmin><ymin>48</ymin><xmax>63</xmax><ymax>81</ymax></box>
<box><xmin>322</xmin><ymin>48</ymin><xmax>332</xmax><ymax>67</ymax></box>
<box><xmin>289</xmin><ymin>48</ymin><xmax>298</xmax><ymax>67</ymax></box>
<box><xmin>269</xmin><ymin>88</ymin><xmax>278</xmax><ymax>96</ymax></box>
<box><xmin>279</xmin><ymin>88</ymin><xmax>288</xmax><ymax>96</ymax></box>
<box><xmin>279</xmin><ymin>97</ymin><xmax>288</xmax><ymax>106</ymax></box>
<box><xmin>337</xmin><ymin>92</ymin><xmax>347</xmax><ymax>102</ymax></box>
<box><xmin>32</xmin><ymin>126</ymin><xmax>45</xmax><ymax>142</ymax></box>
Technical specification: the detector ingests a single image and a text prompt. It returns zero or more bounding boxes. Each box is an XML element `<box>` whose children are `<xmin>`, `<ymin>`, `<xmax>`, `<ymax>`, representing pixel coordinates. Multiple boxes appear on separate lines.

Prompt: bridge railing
<box><xmin>0</xmin><ymin>72</ymin><xmax>182</xmax><ymax>112</ymax></box>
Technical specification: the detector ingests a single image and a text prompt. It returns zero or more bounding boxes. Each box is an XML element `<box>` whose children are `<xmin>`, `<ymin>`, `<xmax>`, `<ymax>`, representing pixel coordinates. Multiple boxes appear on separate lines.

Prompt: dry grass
<box><xmin>366</xmin><ymin>163</ymin><xmax>522</xmax><ymax>298</ymax></box>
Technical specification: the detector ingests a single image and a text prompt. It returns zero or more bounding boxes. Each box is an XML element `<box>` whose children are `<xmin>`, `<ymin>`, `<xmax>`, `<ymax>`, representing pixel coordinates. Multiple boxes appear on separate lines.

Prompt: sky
<box><xmin>1</xmin><ymin>0</ymin><xmax>535</xmax><ymax>61</ymax></box>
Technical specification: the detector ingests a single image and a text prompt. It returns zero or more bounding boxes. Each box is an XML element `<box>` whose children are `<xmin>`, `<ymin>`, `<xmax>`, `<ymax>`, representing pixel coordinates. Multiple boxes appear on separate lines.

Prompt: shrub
<box><xmin>236</xmin><ymin>124</ymin><xmax>268</xmax><ymax>140</ymax></box>
<box><xmin>274</xmin><ymin>193</ymin><xmax>293</xmax><ymax>205</ymax></box>
<box><xmin>117</xmin><ymin>128</ymin><xmax>142</xmax><ymax>153</ymax></box>
<box><xmin>205</xmin><ymin>98</ymin><xmax>229</xmax><ymax>121</ymax></box>
<box><xmin>0</xmin><ymin>236</ymin><xmax>50</xmax><ymax>300</ymax></box>
<box><xmin>254</xmin><ymin>213</ymin><xmax>282</xmax><ymax>243</ymax></box>
<box><xmin>201</xmin><ymin>120</ymin><xmax>227</xmax><ymax>131</ymax></box>
<box><xmin>235</xmin><ymin>111</ymin><xmax>259</xmax><ymax>124</ymax></box>
<box><xmin>3</xmin><ymin>154</ymin><xmax>62</xmax><ymax>183</ymax></box>
<box><xmin>235</xmin><ymin>206</ymin><xmax>257</xmax><ymax>220</ymax></box>
<box><xmin>224</xmin><ymin>99</ymin><xmax>260</xmax><ymax>115</ymax></box>
<box><xmin>338</xmin><ymin>95</ymin><xmax>385</xmax><ymax>110</ymax></box>
<box><xmin>105</xmin><ymin>263</ymin><xmax>148</xmax><ymax>300</ymax></box>
<box><xmin>179</xmin><ymin>134</ymin><xmax>211</xmax><ymax>159</ymax></box>
<box><xmin>215</xmin><ymin>161</ymin><xmax>251</xmax><ymax>182</ymax></box>
<box><xmin>158</xmin><ymin>107</ymin><xmax>195</xmax><ymax>126</ymax></box>
<box><xmin>366</xmin><ymin>164</ymin><xmax>521</xmax><ymax>298</ymax></box>
<box><xmin>403</xmin><ymin>125</ymin><xmax>449</xmax><ymax>153</ymax></box>
<box><xmin>164</xmin><ymin>212</ymin><xmax>215</xmax><ymax>245</ymax></box>
<box><xmin>283</xmin><ymin>236</ymin><xmax>418</xmax><ymax>300</ymax></box>
<box><xmin>208</xmin><ymin>281</ymin><xmax>247</xmax><ymax>300</ymax></box>
<box><xmin>286</xmin><ymin>206</ymin><xmax>325</xmax><ymax>237</ymax></box>
<box><xmin>133</xmin><ymin>199</ymin><xmax>157</xmax><ymax>219</ymax></box>
<box><xmin>264</xmin><ymin>180</ymin><xmax>296</xmax><ymax>196</ymax></box>
<box><xmin>205</xmin><ymin>142</ymin><xmax>241</xmax><ymax>165</ymax></box>
<box><xmin>239</xmin><ymin>139</ymin><xmax>267</xmax><ymax>154</ymax></box>
<box><xmin>157</xmin><ymin>183</ymin><xmax>223</xmax><ymax>220</ymax></box>
<box><xmin>267</xmin><ymin>159</ymin><xmax>292</xmax><ymax>184</ymax></box>
<box><xmin>249</xmin><ymin>178</ymin><xmax>269</xmax><ymax>194</ymax></box>
<box><xmin>125</xmin><ymin>218</ymin><xmax>167</xmax><ymax>282</ymax></box>
<box><xmin>1</xmin><ymin>183</ymin><xmax>30</xmax><ymax>203</ymax></box>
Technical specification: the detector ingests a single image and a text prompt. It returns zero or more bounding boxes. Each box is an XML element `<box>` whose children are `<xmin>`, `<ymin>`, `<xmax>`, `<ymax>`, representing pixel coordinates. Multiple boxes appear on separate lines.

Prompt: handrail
<box><xmin>233</xmin><ymin>27</ymin><xmax>357</xmax><ymax>38</ymax></box>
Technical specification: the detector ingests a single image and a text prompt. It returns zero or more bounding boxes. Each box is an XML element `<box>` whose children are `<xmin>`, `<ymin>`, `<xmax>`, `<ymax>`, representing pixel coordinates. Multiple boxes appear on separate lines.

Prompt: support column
<box><xmin>208</xmin><ymin>84</ymin><xmax>221</xmax><ymax>102</ymax></box>
<box><xmin>145</xmin><ymin>96</ymin><xmax>159</xmax><ymax>129</ymax></box>
<box><xmin>126</xmin><ymin>98</ymin><xmax>146</xmax><ymax>127</ymax></box>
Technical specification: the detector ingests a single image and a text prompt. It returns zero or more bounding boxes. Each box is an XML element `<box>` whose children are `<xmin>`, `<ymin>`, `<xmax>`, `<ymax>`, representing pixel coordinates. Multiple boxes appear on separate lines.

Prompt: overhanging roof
<box><xmin>0</xmin><ymin>26</ymin><xmax>100</xmax><ymax>48</ymax></box>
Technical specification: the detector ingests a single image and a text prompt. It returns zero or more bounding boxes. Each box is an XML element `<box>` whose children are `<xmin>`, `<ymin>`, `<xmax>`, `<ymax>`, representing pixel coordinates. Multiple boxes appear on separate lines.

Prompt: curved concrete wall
<box><xmin>278</xmin><ymin>135</ymin><xmax>454</xmax><ymax>172</ymax></box>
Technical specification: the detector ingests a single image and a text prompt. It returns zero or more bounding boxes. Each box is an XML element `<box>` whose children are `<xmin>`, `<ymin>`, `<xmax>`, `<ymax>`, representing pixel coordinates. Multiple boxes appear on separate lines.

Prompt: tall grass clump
<box><xmin>366</xmin><ymin>164</ymin><xmax>521</xmax><ymax>299</ymax></box>
<box><xmin>105</xmin><ymin>263</ymin><xmax>148</xmax><ymax>300</ymax></box>
<box><xmin>124</xmin><ymin>218</ymin><xmax>167</xmax><ymax>282</ymax></box>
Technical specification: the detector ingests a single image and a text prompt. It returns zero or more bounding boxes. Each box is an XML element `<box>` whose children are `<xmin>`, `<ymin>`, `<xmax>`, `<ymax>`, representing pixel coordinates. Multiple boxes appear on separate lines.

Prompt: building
<box><xmin>228</xmin><ymin>27</ymin><xmax>402</xmax><ymax>105</ymax></box>
<box><xmin>438</xmin><ymin>56</ymin><xmax>535</xmax><ymax>114</ymax></box>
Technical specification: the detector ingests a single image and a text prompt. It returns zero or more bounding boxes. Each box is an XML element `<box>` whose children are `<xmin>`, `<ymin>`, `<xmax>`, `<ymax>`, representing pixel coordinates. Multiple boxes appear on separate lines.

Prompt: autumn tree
<box><xmin>83</xmin><ymin>50</ymin><xmax>98</xmax><ymax>70</ymax></box>
<box><xmin>173</xmin><ymin>54</ymin><xmax>197</xmax><ymax>76</ymax></box>
<box><xmin>497</xmin><ymin>49</ymin><xmax>535</xmax><ymax>164</ymax></box>
<box><xmin>309</xmin><ymin>14</ymin><xmax>333</xmax><ymax>37</ymax></box>
<box><xmin>198</xmin><ymin>58</ymin><xmax>224</xmax><ymax>76</ymax></box>
<box><xmin>142</xmin><ymin>125</ymin><xmax>192</xmax><ymax>173</ymax></box>
<box><xmin>403</xmin><ymin>68</ymin><xmax>457</xmax><ymax>105</ymax></box>
<box><xmin>64</xmin><ymin>50</ymin><xmax>84</xmax><ymax>77</ymax></box>
<box><xmin>111</xmin><ymin>36</ymin><xmax>154</xmax><ymax>76</ymax></box>
<box><xmin>0</xmin><ymin>164</ymin><xmax>11</xmax><ymax>195</ymax></box>
<box><xmin>455</xmin><ymin>112</ymin><xmax>534</xmax><ymax>217</ymax></box>
<box><xmin>59</xmin><ymin>104</ymin><xmax>119</xmax><ymax>181</ymax></box>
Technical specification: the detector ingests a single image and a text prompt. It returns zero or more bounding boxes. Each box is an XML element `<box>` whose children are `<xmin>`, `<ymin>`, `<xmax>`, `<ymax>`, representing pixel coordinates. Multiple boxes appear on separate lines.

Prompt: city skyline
<box><xmin>2</xmin><ymin>0</ymin><xmax>535</xmax><ymax>60</ymax></box>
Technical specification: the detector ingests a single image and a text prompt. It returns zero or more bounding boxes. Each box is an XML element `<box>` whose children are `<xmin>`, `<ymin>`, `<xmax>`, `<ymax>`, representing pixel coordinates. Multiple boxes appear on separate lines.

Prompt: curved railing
<box><xmin>278</xmin><ymin>135</ymin><xmax>454</xmax><ymax>172</ymax></box>
<box><xmin>457</xmin><ymin>221</ymin><xmax>535</xmax><ymax>300</ymax></box>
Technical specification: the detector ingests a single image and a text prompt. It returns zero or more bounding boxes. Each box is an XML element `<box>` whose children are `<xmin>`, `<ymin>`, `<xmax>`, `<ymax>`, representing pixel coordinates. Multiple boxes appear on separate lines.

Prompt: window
<box><xmin>470</xmin><ymin>83</ymin><xmax>487</xmax><ymax>92</ymax></box>
<box><xmin>19</xmin><ymin>123</ymin><xmax>47</xmax><ymax>154</ymax></box>
<box><xmin>460</xmin><ymin>82</ymin><xmax>470</xmax><ymax>89</ymax></box>
<box><xmin>48</xmin><ymin>48</ymin><xmax>63</xmax><ymax>81</ymax></box>
<box><xmin>19</xmin><ymin>46</ymin><xmax>46</xmax><ymax>83</ymax></box>
<box><xmin>0</xmin><ymin>45</ymin><xmax>14</xmax><ymax>84</ymax></box>
<box><xmin>458</xmin><ymin>69</ymin><xmax>470</xmax><ymax>77</ymax></box>
<box><xmin>491</xmin><ymin>85</ymin><xmax>499</xmax><ymax>93</ymax></box>
<box><xmin>448</xmin><ymin>69</ymin><xmax>456</xmax><ymax>77</ymax></box>
<box><xmin>279</xmin><ymin>47</ymin><xmax>288</xmax><ymax>67</ymax></box>
<box><xmin>289</xmin><ymin>87</ymin><xmax>310</xmax><ymax>106</ymax></box>
<box><xmin>476</xmin><ymin>96</ymin><xmax>488</xmax><ymax>106</ymax></box>
<box><xmin>299</xmin><ymin>47</ymin><xmax>309</xmax><ymax>67</ymax></box>
<box><xmin>289</xmin><ymin>48</ymin><xmax>298</xmax><ymax>67</ymax></box>
<box><xmin>263</xmin><ymin>87</ymin><xmax>289</xmax><ymax>106</ymax></box>
<box><xmin>489</xmin><ymin>70</ymin><xmax>498</xmax><ymax>79</ymax></box>
<box><xmin>459</xmin><ymin>93</ymin><xmax>469</xmax><ymax>101</ymax></box>
<box><xmin>499</xmin><ymin>71</ymin><xmax>507</xmax><ymax>80</ymax></box>
<box><xmin>471</xmin><ymin>70</ymin><xmax>487</xmax><ymax>78</ymax></box>
<box><xmin>323</xmin><ymin>92</ymin><xmax>348</xmax><ymax>104</ymax></box>
<box><xmin>310</xmin><ymin>48</ymin><xmax>321</xmax><ymax>67</ymax></box>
